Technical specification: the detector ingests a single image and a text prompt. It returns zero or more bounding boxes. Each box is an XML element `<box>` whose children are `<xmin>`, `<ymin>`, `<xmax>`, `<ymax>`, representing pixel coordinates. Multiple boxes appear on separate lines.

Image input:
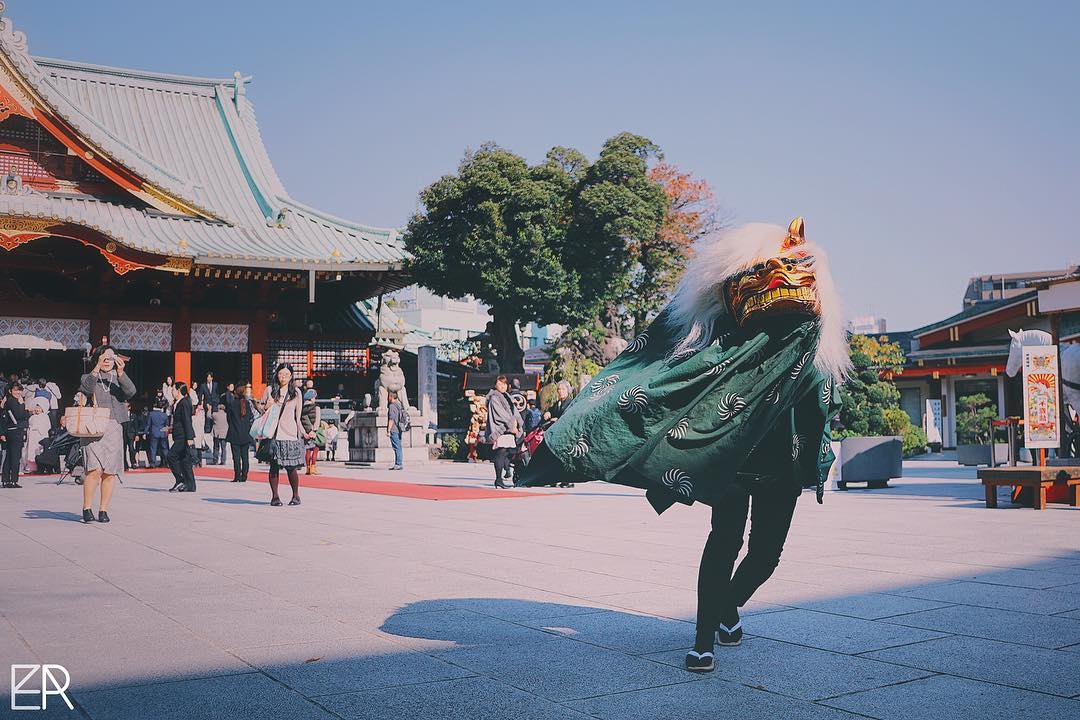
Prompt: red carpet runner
<box><xmin>128</xmin><ymin>467</ymin><xmax>552</xmax><ymax>501</ymax></box>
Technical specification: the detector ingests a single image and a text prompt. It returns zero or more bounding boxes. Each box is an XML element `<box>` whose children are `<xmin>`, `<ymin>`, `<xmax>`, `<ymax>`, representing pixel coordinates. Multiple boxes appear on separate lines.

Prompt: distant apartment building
<box><xmin>387</xmin><ymin>286</ymin><xmax>563</xmax><ymax>357</ymax></box>
<box><xmin>848</xmin><ymin>315</ymin><xmax>887</xmax><ymax>335</ymax></box>
<box><xmin>963</xmin><ymin>266</ymin><xmax>1077</xmax><ymax>308</ymax></box>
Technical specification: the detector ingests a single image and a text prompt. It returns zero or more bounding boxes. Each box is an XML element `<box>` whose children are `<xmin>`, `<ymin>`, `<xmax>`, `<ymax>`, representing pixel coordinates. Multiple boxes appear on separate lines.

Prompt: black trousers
<box><xmin>121</xmin><ymin>421</ymin><xmax>137</xmax><ymax>469</ymax></box>
<box><xmin>230</xmin><ymin>442</ymin><xmax>250</xmax><ymax>481</ymax></box>
<box><xmin>167</xmin><ymin>440</ymin><xmax>196</xmax><ymax>490</ymax></box>
<box><xmin>2</xmin><ymin>431</ymin><xmax>24</xmax><ymax>485</ymax></box>
<box><xmin>696</xmin><ymin>476</ymin><xmax>799</xmax><ymax>635</ymax></box>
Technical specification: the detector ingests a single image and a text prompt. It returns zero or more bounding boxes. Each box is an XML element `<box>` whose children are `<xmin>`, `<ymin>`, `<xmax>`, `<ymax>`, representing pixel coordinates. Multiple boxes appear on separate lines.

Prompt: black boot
<box><xmin>82</xmin><ymin>508</ymin><xmax>96</xmax><ymax>523</ymax></box>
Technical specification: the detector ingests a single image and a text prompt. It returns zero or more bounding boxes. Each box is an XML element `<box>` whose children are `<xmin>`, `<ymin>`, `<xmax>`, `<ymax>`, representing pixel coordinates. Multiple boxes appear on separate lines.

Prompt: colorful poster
<box><xmin>1022</xmin><ymin>345</ymin><xmax>1060</xmax><ymax>449</ymax></box>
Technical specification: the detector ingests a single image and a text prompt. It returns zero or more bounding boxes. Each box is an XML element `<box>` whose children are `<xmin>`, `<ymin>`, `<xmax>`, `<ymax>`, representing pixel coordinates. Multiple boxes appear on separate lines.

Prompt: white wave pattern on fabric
<box><xmin>716</xmin><ymin>393</ymin><xmax>747</xmax><ymax>421</ymax></box>
<box><xmin>765</xmin><ymin>385</ymin><xmax>781</xmax><ymax>405</ymax></box>
<box><xmin>668</xmin><ymin>416</ymin><xmax>690</xmax><ymax>439</ymax></box>
<box><xmin>588</xmin><ymin>373</ymin><xmax>620</xmax><ymax>402</ymax></box>
<box><xmin>705</xmin><ymin>358</ymin><xmax>732</xmax><ymax>377</ymax></box>
<box><xmin>617</xmin><ymin>385</ymin><xmax>648</xmax><ymax>413</ymax></box>
<box><xmin>569</xmin><ymin>437</ymin><xmax>590</xmax><ymax>458</ymax></box>
<box><xmin>790</xmin><ymin>350</ymin><xmax>812</xmax><ymax>379</ymax></box>
<box><xmin>792</xmin><ymin>433</ymin><xmax>803</xmax><ymax>461</ymax></box>
<box><xmin>661</xmin><ymin>467</ymin><xmax>694</xmax><ymax>496</ymax></box>
<box><xmin>626</xmin><ymin>331</ymin><xmax>649</xmax><ymax>353</ymax></box>
<box><xmin>821</xmin><ymin>378</ymin><xmax>833</xmax><ymax>405</ymax></box>
<box><xmin>664</xmin><ymin>222</ymin><xmax>851</xmax><ymax>383</ymax></box>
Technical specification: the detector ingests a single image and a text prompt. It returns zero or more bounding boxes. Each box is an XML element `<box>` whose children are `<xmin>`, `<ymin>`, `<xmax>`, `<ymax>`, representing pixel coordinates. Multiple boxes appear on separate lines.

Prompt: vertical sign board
<box><xmin>925</xmin><ymin>399</ymin><xmax>943</xmax><ymax>445</ymax></box>
<box><xmin>1022</xmin><ymin>345</ymin><xmax>1060</xmax><ymax>449</ymax></box>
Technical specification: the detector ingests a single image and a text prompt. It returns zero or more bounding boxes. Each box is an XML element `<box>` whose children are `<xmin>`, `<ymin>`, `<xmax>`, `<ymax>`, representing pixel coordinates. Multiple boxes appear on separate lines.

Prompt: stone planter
<box><xmin>957</xmin><ymin>443</ymin><xmax>1010</xmax><ymax>467</ymax></box>
<box><xmin>838</xmin><ymin>436</ymin><xmax>902</xmax><ymax>489</ymax></box>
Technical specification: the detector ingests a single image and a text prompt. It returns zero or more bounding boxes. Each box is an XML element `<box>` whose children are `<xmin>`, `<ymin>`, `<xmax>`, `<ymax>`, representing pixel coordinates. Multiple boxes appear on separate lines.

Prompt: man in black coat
<box><xmin>167</xmin><ymin>383</ymin><xmax>197</xmax><ymax>492</ymax></box>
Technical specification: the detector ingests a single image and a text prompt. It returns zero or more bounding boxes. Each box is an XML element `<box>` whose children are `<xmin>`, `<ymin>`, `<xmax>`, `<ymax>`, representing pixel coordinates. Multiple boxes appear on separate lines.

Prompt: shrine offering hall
<box><xmin>0</xmin><ymin>12</ymin><xmax>409</xmax><ymax>399</ymax></box>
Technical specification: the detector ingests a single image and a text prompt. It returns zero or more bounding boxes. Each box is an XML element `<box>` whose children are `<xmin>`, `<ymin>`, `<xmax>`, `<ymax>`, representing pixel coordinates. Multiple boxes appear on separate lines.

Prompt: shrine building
<box><xmin>0</xmin><ymin>9</ymin><xmax>409</xmax><ymax>399</ymax></box>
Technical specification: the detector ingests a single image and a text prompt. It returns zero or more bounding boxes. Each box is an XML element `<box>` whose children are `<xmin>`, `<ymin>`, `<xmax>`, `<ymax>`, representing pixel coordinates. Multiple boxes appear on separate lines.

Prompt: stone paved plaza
<box><xmin>2</xmin><ymin>459</ymin><xmax>1079</xmax><ymax>719</ymax></box>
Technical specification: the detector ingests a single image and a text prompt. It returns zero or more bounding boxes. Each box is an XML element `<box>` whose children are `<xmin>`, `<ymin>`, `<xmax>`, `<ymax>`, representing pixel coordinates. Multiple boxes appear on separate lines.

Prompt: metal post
<box><xmin>376</xmin><ymin>293</ymin><xmax>384</xmax><ymax>344</ymax></box>
<box><xmin>1007</xmin><ymin>421</ymin><xmax>1017</xmax><ymax>467</ymax></box>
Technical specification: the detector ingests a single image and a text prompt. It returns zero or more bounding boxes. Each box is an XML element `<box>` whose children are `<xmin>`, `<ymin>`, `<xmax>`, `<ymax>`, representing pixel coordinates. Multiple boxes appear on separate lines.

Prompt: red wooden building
<box><xmin>0</xmin><ymin>11</ymin><xmax>408</xmax><ymax>399</ymax></box>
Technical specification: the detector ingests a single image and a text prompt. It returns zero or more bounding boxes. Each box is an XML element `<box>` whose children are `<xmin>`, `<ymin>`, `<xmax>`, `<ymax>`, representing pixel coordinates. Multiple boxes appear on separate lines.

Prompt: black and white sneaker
<box><xmin>685</xmin><ymin>649</ymin><xmax>715</xmax><ymax>672</ymax></box>
<box><xmin>716</xmin><ymin>619</ymin><xmax>743</xmax><ymax>646</ymax></box>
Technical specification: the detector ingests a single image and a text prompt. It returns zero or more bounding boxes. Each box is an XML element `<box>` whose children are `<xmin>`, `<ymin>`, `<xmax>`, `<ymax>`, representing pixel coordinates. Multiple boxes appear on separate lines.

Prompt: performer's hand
<box><xmin>186</xmin><ymin>439</ymin><xmax>194</xmax><ymax>446</ymax></box>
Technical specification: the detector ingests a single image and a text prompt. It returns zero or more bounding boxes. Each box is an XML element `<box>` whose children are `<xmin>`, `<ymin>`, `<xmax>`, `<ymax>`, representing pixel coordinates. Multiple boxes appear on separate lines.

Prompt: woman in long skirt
<box><xmin>79</xmin><ymin>346</ymin><xmax>136</xmax><ymax>523</ymax></box>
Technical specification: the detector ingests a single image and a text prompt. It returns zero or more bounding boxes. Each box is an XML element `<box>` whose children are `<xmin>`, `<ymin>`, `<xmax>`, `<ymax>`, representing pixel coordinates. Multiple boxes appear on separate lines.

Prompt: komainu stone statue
<box><xmin>377</xmin><ymin>349</ymin><xmax>410</xmax><ymax>410</ymax></box>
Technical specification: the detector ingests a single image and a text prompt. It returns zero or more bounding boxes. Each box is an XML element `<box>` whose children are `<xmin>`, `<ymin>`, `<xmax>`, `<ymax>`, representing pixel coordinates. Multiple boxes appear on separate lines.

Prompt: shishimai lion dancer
<box><xmin>522</xmin><ymin>217</ymin><xmax>849</xmax><ymax>672</ymax></box>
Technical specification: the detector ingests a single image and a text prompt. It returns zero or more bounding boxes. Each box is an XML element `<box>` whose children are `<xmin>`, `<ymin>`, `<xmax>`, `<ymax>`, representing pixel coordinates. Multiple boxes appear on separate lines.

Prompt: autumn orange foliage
<box><xmin>648</xmin><ymin>161</ymin><xmax>716</xmax><ymax>257</ymax></box>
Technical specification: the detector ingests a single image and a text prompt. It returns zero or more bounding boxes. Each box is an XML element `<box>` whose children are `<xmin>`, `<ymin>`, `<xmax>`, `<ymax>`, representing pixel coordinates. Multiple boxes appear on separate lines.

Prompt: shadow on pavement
<box><xmin>22</xmin><ymin>509</ymin><xmax>84</xmax><ymax>522</ymax></box>
<box><xmin>5</xmin><ymin>545</ymin><xmax>1079</xmax><ymax>719</ymax></box>
<box><xmin>201</xmin><ymin>497</ymin><xmax>267</xmax><ymax>505</ymax></box>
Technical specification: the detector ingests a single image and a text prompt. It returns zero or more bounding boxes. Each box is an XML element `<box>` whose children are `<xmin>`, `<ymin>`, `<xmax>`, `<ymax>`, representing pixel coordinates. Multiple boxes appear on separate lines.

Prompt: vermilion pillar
<box><xmin>250</xmin><ymin>310</ymin><xmax>268</xmax><ymax>397</ymax></box>
<box><xmin>174</xmin><ymin>307</ymin><xmax>191</xmax><ymax>385</ymax></box>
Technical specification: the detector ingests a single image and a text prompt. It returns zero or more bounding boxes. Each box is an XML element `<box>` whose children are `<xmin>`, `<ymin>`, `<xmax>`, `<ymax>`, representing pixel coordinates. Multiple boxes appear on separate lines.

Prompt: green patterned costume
<box><xmin>522</xmin><ymin>309</ymin><xmax>841</xmax><ymax>514</ymax></box>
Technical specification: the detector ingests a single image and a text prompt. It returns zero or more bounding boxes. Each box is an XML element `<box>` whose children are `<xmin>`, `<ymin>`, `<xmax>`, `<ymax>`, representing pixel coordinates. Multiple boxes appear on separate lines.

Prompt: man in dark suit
<box><xmin>167</xmin><ymin>383</ymin><xmax>197</xmax><ymax>492</ymax></box>
<box><xmin>197</xmin><ymin>372</ymin><xmax>219</xmax><ymax>431</ymax></box>
<box><xmin>147</xmin><ymin>402</ymin><xmax>170</xmax><ymax>468</ymax></box>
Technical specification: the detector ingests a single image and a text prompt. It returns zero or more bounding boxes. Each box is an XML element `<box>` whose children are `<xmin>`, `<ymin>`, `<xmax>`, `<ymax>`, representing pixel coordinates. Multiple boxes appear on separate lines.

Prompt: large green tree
<box><xmin>403</xmin><ymin>134</ymin><xmax>666</xmax><ymax>372</ymax></box>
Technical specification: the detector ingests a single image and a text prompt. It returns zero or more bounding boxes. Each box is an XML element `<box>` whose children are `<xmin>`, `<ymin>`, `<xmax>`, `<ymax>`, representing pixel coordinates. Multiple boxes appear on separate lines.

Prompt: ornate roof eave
<box><xmin>0</xmin><ymin>16</ymin><xmax>225</xmax><ymax>223</ymax></box>
<box><xmin>195</xmin><ymin>254</ymin><xmax>405</xmax><ymax>273</ymax></box>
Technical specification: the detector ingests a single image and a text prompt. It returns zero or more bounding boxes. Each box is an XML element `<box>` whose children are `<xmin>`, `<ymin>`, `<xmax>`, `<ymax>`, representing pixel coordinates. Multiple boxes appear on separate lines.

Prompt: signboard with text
<box><xmin>1022</xmin><ymin>345</ymin><xmax>1060</xmax><ymax>449</ymax></box>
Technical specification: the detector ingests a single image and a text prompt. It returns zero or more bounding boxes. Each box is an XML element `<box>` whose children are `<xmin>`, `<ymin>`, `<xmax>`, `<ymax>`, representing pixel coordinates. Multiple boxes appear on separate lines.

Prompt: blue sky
<box><xmin>15</xmin><ymin>1</ymin><xmax>1078</xmax><ymax>330</ymax></box>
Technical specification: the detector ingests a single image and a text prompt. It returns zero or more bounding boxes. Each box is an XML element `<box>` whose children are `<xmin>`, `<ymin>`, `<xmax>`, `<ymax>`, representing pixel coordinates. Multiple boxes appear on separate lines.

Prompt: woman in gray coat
<box><xmin>79</xmin><ymin>345</ymin><xmax>136</xmax><ymax>523</ymax></box>
<box><xmin>485</xmin><ymin>375</ymin><xmax>521</xmax><ymax>489</ymax></box>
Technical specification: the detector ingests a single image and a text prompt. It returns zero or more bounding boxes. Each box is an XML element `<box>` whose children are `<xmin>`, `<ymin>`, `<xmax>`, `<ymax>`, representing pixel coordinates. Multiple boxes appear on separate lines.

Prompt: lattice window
<box><xmin>0</xmin><ymin>151</ymin><xmax>48</xmax><ymax>179</ymax></box>
<box><xmin>268</xmin><ymin>340</ymin><xmax>370</xmax><ymax>379</ymax></box>
<box><xmin>268</xmin><ymin>340</ymin><xmax>308</xmax><ymax>381</ymax></box>
<box><xmin>312</xmin><ymin>342</ymin><xmax>370</xmax><ymax>375</ymax></box>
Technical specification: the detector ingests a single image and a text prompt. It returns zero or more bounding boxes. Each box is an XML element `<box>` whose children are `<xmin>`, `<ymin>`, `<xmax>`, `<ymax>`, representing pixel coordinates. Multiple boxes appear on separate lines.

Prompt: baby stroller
<box><xmin>49</xmin><ymin>431</ymin><xmax>85</xmax><ymax>485</ymax></box>
<box><xmin>512</xmin><ymin>420</ymin><xmax>561</xmax><ymax>487</ymax></box>
<box><xmin>34</xmin><ymin>432</ymin><xmax>67</xmax><ymax>474</ymax></box>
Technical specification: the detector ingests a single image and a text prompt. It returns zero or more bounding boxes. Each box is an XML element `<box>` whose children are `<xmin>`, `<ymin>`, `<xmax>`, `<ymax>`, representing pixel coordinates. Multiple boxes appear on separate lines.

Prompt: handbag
<box><xmin>250</xmin><ymin>401</ymin><xmax>281</xmax><ymax>441</ymax></box>
<box><xmin>64</xmin><ymin>383</ymin><xmax>111</xmax><ymax>439</ymax></box>
<box><xmin>254</xmin><ymin>397</ymin><xmax>286</xmax><ymax>463</ymax></box>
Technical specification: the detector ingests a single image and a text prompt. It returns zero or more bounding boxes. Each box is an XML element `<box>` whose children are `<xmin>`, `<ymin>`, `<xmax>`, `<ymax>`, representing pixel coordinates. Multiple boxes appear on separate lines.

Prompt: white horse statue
<box><xmin>1007</xmin><ymin>329</ymin><xmax>1080</xmax><ymax>452</ymax></box>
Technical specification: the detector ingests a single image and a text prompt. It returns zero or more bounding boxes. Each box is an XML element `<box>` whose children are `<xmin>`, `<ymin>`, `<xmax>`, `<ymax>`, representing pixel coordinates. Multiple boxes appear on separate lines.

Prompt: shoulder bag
<box><xmin>64</xmin><ymin>380</ymin><xmax>111</xmax><ymax>439</ymax></box>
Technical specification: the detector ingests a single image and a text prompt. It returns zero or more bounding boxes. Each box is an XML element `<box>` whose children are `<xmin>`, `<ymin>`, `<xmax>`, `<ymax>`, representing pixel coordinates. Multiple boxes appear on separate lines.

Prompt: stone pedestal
<box><xmin>347</xmin><ymin>408</ymin><xmax>430</xmax><ymax>465</ymax></box>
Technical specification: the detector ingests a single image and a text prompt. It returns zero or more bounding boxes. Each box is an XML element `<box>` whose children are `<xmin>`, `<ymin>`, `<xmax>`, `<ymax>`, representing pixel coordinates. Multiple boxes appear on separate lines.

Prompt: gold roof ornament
<box><xmin>782</xmin><ymin>216</ymin><xmax>805</xmax><ymax>250</ymax></box>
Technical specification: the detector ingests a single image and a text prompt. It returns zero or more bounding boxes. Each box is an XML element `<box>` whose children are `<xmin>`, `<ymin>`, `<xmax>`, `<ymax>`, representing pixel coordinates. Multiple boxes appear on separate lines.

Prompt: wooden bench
<box><xmin>977</xmin><ymin>466</ymin><xmax>1080</xmax><ymax>510</ymax></box>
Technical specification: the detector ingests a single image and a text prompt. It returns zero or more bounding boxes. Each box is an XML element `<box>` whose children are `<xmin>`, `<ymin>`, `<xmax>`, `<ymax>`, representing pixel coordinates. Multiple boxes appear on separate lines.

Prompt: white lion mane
<box><xmin>665</xmin><ymin>222</ymin><xmax>852</xmax><ymax>383</ymax></box>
